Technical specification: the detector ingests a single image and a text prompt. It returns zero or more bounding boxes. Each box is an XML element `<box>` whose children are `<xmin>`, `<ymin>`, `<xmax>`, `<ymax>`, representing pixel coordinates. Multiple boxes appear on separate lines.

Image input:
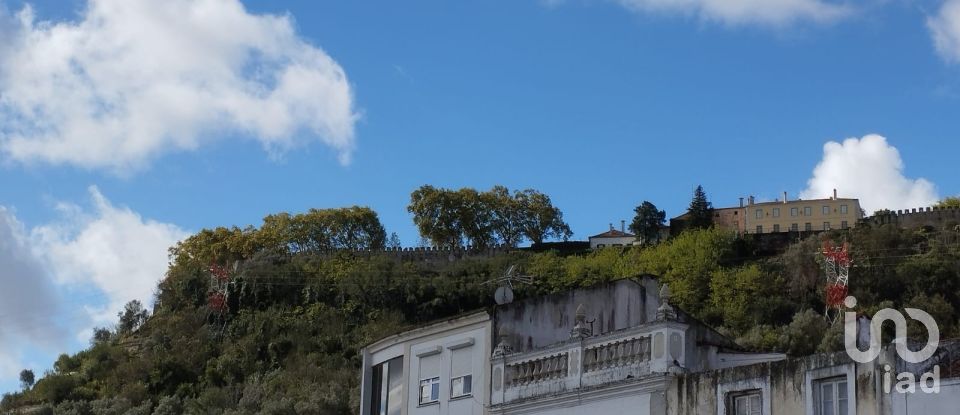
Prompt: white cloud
<box><xmin>929</xmin><ymin>0</ymin><xmax>960</xmax><ymax>63</ymax></box>
<box><xmin>613</xmin><ymin>0</ymin><xmax>852</xmax><ymax>26</ymax></box>
<box><xmin>0</xmin><ymin>187</ymin><xmax>186</xmax><ymax>388</ymax></box>
<box><xmin>0</xmin><ymin>207</ymin><xmax>65</xmax><ymax>380</ymax></box>
<box><xmin>800</xmin><ymin>134</ymin><xmax>939</xmax><ymax>213</ymax></box>
<box><xmin>0</xmin><ymin>0</ymin><xmax>358</xmax><ymax>172</ymax></box>
<box><xmin>32</xmin><ymin>186</ymin><xmax>189</xmax><ymax>324</ymax></box>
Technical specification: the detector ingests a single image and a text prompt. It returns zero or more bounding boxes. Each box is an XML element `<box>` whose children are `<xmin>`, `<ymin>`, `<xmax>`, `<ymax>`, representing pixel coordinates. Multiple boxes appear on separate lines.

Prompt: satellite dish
<box><xmin>494</xmin><ymin>286</ymin><xmax>514</xmax><ymax>305</ymax></box>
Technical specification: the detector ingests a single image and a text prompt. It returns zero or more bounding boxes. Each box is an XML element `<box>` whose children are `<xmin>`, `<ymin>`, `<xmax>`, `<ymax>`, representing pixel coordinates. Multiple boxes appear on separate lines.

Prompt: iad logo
<box><xmin>843</xmin><ymin>296</ymin><xmax>941</xmax><ymax>394</ymax></box>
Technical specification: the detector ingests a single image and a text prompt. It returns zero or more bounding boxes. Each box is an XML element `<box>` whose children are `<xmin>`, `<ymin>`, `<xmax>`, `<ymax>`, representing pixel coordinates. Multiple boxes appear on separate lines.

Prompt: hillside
<box><xmin>3</xmin><ymin>222</ymin><xmax>960</xmax><ymax>414</ymax></box>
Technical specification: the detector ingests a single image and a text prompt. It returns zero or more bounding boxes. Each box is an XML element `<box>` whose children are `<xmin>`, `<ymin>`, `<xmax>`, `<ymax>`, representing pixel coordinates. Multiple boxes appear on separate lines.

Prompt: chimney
<box><xmin>833</xmin><ymin>189</ymin><xmax>838</xmax><ymax>200</ymax></box>
<box><xmin>739</xmin><ymin>197</ymin><xmax>744</xmax><ymax>207</ymax></box>
<box><xmin>609</xmin><ymin>223</ymin><xmax>614</xmax><ymax>231</ymax></box>
<box><xmin>748</xmin><ymin>195</ymin><xmax>755</xmax><ymax>205</ymax></box>
<box><xmin>621</xmin><ymin>220</ymin><xmax>626</xmax><ymax>233</ymax></box>
<box><xmin>783</xmin><ymin>191</ymin><xmax>788</xmax><ymax>204</ymax></box>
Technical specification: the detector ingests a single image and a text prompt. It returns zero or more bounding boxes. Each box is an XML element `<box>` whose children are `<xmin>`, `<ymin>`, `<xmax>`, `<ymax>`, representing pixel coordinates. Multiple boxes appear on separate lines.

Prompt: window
<box><xmin>841</xmin><ymin>221</ymin><xmax>848</xmax><ymax>229</ymax></box>
<box><xmin>805</xmin><ymin>223</ymin><xmax>812</xmax><ymax>231</ymax></box>
<box><xmin>756</xmin><ymin>225</ymin><xmax>763</xmax><ymax>234</ymax></box>
<box><xmin>419</xmin><ymin>377</ymin><xmax>440</xmax><ymax>405</ymax></box>
<box><xmin>840</xmin><ymin>205</ymin><xmax>848</xmax><ymax>214</ymax></box>
<box><xmin>791</xmin><ymin>223</ymin><xmax>798</xmax><ymax>232</ymax></box>
<box><xmin>729</xmin><ymin>390</ymin><xmax>762</xmax><ymax>415</ymax></box>
<box><xmin>772</xmin><ymin>208</ymin><xmax>780</xmax><ymax>218</ymax></box>
<box><xmin>813</xmin><ymin>377</ymin><xmax>849</xmax><ymax>415</ymax></box>
<box><xmin>417</xmin><ymin>351</ymin><xmax>441</xmax><ymax>406</ymax></box>
<box><xmin>773</xmin><ymin>224</ymin><xmax>780</xmax><ymax>233</ymax></box>
<box><xmin>823</xmin><ymin>222</ymin><xmax>831</xmax><ymax>231</ymax></box>
<box><xmin>791</xmin><ymin>207</ymin><xmax>798</xmax><ymax>217</ymax></box>
<box><xmin>755</xmin><ymin>209</ymin><xmax>763</xmax><ymax>219</ymax></box>
<box><xmin>804</xmin><ymin>207</ymin><xmax>812</xmax><ymax>216</ymax></box>
<box><xmin>369</xmin><ymin>357</ymin><xmax>403</xmax><ymax>415</ymax></box>
<box><xmin>822</xmin><ymin>206</ymin><xmax>830</xmax><ymax>215</ymax></box>
<box><xmin>451</xmin><ymin>375</ymin><xmax>472</xmax><ymax>398</ymax></box>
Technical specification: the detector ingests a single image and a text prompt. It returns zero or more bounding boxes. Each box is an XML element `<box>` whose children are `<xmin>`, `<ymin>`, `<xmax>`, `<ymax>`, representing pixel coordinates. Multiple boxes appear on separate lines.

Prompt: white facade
<box><xmin>360</xmin><ymin>312</ymin><xmax>492</xmax><ymax>415</ymax></box>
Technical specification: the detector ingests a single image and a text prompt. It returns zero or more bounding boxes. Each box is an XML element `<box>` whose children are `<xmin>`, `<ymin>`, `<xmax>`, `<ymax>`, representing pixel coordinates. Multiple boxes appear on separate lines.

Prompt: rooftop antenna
<box><xmin>485</xmin><ymin>264</ymin><xmax>534</xmax><ymax>305</ymax></box>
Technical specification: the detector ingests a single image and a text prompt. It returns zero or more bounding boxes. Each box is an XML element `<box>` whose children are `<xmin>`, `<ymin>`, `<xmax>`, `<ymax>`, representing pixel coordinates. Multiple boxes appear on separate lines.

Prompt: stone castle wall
<box><xmin>862</xmin><ymin>206</ymin><xmax>960</xmax><ymax>230</ymax></box>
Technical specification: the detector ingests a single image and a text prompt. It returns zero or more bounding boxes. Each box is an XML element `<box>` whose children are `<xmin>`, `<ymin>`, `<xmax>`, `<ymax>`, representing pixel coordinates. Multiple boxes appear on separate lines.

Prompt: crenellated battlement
<box><xmin>862</xmin><ymin>205</ymin><xmax>960</xmax><ymax>230</ymax></box>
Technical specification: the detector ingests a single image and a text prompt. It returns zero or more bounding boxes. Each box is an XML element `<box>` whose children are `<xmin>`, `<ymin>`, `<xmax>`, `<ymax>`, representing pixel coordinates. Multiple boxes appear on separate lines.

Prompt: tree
<box><xmin>386</xmin><ymin>232</ymin><xmax>402</xmax><ymax>249</ymax></box>
<box><xmin>19</xmin><ymin>369</ymin><xmax>34</xmax><ymax>390</ymax></box>
<box><xmin>408</xmin><ymin>185</ymin><xmax>573</xmax><ymax>248</ymax></box>
<box><xmin>516</xmin><ymin>189</ymin><xmax>572</xmax><ymax>245</ymax></box>
<box><xmin>685</xmin><ymin>185</ymin><xmax>713</xmax><ymax>230</ymax></box>
<box><xmin>91</xmin><ymin>327</ymin><xmax>113</xmax><ymax>345</ymax></box>
<box><xmin>259</xmin><ymin>206</ymin><xmax>387</xmax><ymax>253</ymax></box>
<box><xmin>935</xmin><ymin>196</ymin><xmax>960</xmax><ymax>209</ymax></box>
<box><xmin>117</xmin><ymin>300</ymin><xmax>149</xmax><ymax>335</ymax></box>
<box><xmin>489</xmin><ymin>186</ymin><xmax>525</xmax><ymax>247</ymax></box>
<box><xmin>408</xmin><ymin>185</ymin><xmax>466</xmax><ymax>248</ymax></box>
<box><xmin>629</xmin><ymin>201</ymin><xmax>666</xmax><ymax>244</ymax></box>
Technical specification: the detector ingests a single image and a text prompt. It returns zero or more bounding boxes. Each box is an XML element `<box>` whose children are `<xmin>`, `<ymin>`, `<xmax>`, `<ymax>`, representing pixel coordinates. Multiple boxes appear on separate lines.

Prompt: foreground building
<box><xmin>359</xmin><ymin>277</ymin><xmax>959</xmax><ymax>415</ymax></box>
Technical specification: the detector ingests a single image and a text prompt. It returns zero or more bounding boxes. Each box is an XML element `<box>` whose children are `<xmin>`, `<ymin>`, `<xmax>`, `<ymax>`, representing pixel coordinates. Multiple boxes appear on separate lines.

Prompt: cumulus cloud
<box><xmin>0</xmin><ymin>0</ymin><xmax>358</xmax><ymax>172</ymax></box>
<box><xmin>32</xmin><ymin>186</ymin><xmax>189</xmax><ymax>324</ymax></box>
<box><xmin>0</xmin><ymin>187</ymin><xmax>186</xmax><ymax>387</ymax></box>
<box><xmin>929</xmin><ymin>0</ymin><xmax>960</xmax><ymax>63</ymax></box>
<box><xmin>0</xmin><ymin>207</ymin><xmax>66</xmax><ymax>380</ymax></box>
<box><xmin>800</xmin><ymin>134</ymin><xmax>939</xmax><ymax>213</ymax></box>
<box><xmin>613</xmin><ymin>0</ymin><xmax>852</xmax><ymax>26</ymax></box>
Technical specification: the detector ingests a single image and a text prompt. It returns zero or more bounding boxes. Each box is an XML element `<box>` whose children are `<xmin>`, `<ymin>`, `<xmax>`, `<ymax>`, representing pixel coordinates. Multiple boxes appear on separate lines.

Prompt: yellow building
<box><xmin>671</xmin><ymin>190</ymin><xmax>863</xmax><ymax>235</ymax></box>
<box><xmin>743</xmin><ymin>190</ymin><xmax>862</xmax><ymax>234</ymax></box>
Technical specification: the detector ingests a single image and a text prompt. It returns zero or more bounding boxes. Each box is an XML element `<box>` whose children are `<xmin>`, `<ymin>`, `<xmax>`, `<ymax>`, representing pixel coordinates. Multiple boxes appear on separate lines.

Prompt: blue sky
<box><xmin>1</xmin><ymin>0</ymin><xmax>959</xmax><ymax>393</ymax></box>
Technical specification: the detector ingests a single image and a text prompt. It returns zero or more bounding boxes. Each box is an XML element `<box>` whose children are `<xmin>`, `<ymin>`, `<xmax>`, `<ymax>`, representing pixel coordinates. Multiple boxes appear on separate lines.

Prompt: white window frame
<box><xmin>804</xmin><ymin>364</ymin><xmax>856</xmax><ymax>415</ymax></box>
<box><xmin>822</xmin><ymin>206</ymin><xmax>830</xmax><ymax>215</ymax></box>
<box><xmin>791</xmin><ymin>207</ymin><xmax>798</xmax><ymax>217</ymax></box>
<box><xmin>717</xmin><ymin>377</ymin><xmax>771</xmax><ymax>415</ymax></box>
<box><xmin>755</xmin><ymin>209</ymin><xmax>763</xmax><ymax>219</ymax></box>
<box><xmin>772</xmin><ymin>208</ymin><xmax>780</xmax><ymax>218</ymax></box>
<box><xmin>419</xmin><ymin>377</ymin><xmax>440</xmax><ymax>405</ymax></box>
<box><xmin>804</xmin><ymin>207</ymin><xmax>812</xmax><ymax>216</ymax></box>
<box><xmin>840</xmin><ymin>205</ymin><xmax>848</xmax><ymax>214</ymax></box>
<box><xmin>450</xmin><ymin>374</ymin><xmax>473</xmax><ymax>399</ymax></box>
<box><xmin>730</xmin><ymin>390</ymin><xmax>762</xmax><ymax>415</ymax></box>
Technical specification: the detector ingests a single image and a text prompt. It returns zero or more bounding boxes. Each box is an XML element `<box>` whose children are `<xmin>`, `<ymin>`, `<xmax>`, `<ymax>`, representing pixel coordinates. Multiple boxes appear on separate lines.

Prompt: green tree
<box><xmin>19</xmin><ymin>369</ymin><xmax>34</xmax><ymax>390</ymax></box>
<box><xmin>489</xmin><ymin>186</ymin><xmax>525</xmax><ymax>247</ymax></box>
<box><xmin>117</xmin><ymin>300</ymin><xmax>149</xmax><ymax>335</ymax></box>
<box><xmin>935</xmin><ymin>196</ymin><xmax>960</xmax><ymax>209</ymax></box>
<box><xmin>685</xmin><ymin>185</ymin><xmax>713</xmax><ymax>230</ymax></box>
<box><xmin>629</xmin><ymin>201</ymin><xmax>666</xmax><ymax>244</ymax></box>
<box><xmin>516</xmin><ymin>189</ymin><xmax>572</xmax><ymax>245</ymax></box>
<box><xmin>386</xmin><ymin>232</ymin><xmax>402</xmax><ymax>249</ymax></box>
<box><xmin>408</xmin><ymin>185</ymin><xmax>465</xmax><ymax>248</ymax></box>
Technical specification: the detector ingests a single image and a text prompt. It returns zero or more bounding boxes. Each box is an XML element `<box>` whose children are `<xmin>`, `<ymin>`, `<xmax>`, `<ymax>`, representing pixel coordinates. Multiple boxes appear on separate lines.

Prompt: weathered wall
<box><xmin>493</xmin><ymin>278</ymin><xmax>661</xmax><ymax>353</ymax></box>
<box><xmin>667</xmin><ymin>352</ymin><xmax>882</xmax><ymax>415</ymax></box>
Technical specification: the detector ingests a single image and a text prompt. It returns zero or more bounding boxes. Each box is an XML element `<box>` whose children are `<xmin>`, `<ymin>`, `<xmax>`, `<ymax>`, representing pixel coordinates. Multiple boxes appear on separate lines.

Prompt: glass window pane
<box><xmin>822</xmin><ymin>383</ymin><xmax>834</xmax><ymax>415</ymax></box>
<box><xmin>463</xmin><ymin>375</ymin><xmax>472</xmax><ymax>394</ymax></box>
<box><xmin>431</xmin><ymin>381</ymin><xmax>440</xmax><ymax>400</ymax></box>
<box><xmin>838</xmin><ymin>382</ymin><xmax>847</xmax><ymax>399</ymax></box>
<box><xmin>735</xmin><ymin>396</ymin><xmax>747</xmax><ymax>415</ymax></box>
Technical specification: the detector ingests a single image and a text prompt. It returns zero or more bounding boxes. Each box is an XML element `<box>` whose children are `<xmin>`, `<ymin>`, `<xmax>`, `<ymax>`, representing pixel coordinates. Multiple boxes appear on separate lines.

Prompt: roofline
<box><xmin>363</xmin><ymin>310</ymin><xmax>490</xmax><ymax>353</ymax></box>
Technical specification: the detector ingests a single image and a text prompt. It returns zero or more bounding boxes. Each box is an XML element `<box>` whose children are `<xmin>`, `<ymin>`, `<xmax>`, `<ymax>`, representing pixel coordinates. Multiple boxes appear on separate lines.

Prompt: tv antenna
<box><xmin>484</xmin><ymin>264</ymin><xmax>533</xmax><ymax>305</ymax></box>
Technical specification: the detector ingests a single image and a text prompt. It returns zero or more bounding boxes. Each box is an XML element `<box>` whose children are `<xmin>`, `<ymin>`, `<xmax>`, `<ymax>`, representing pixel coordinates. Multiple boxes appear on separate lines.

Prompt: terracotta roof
<box><xmin>589</xmin><ymin>229</ymin><xmax>635</xmax><ymax>239</ymax></box>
